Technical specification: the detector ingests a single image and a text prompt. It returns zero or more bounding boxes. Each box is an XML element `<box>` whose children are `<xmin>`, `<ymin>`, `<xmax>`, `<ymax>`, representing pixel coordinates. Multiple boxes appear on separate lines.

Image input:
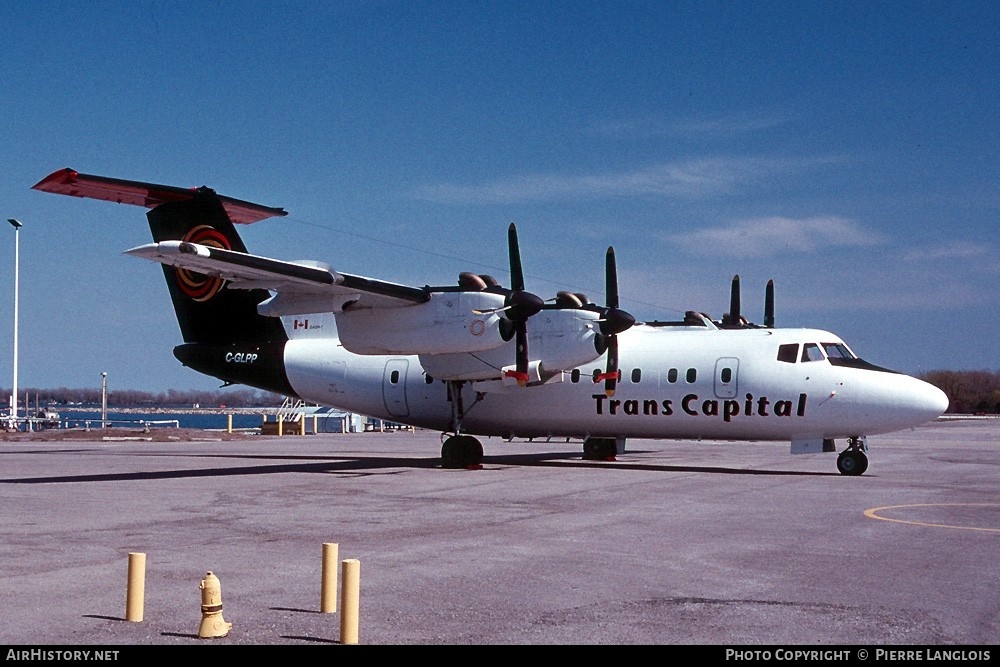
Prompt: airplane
<box><xmin>31</xmin><ymin>167</ymin><xmax>949</xmax><ymax>475</ymax></box>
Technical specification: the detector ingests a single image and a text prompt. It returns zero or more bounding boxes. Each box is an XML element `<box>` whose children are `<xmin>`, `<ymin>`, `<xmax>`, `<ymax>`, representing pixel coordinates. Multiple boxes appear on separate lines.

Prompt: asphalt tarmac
<box><xmin>0</xmin><ymin>417</ymin><xmax>997</xmax><ymax>646</ymax></box>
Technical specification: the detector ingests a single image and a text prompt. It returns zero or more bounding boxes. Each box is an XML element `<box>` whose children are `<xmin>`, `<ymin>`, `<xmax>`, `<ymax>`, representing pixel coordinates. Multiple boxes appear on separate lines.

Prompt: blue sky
<box><xmin>0</xmin><ymin>1</ymin><xmax>997</xmax><ymax>394</ymax></box>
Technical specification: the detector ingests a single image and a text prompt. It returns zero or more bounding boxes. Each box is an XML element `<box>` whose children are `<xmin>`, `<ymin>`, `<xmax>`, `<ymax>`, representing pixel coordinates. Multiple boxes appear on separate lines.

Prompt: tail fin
<box><xmin>33</xmin><ymin>168</ymin><xmax>288</xmax><ymax>345</ymax></box>
<box><xmin>33</xmin><ymin>168</ymin><xmax>296</xmax><ymax>395</ymax></box>
<box><xmin>147</xmin><ymin>192</ymin><xmax>287</xmax><ymax>344</ymax></box>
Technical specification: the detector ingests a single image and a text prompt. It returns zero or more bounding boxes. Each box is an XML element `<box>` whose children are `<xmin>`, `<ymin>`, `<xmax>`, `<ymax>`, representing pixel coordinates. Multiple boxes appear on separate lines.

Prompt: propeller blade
<box><xmin>502</xmin><ymin>323</ymin><xmax>530</xmax><ymax>387</ymax></box>
<box><xmin>606</xmin><ymin>247</ymin><xmax>619</xmax><ymax>309</ymax></box>
<box><xmin>764</xmin><ymin>279</ymin><xmax>775</xmax><ymax>328</ymax></box>
<box><xmin>604</xmin><ymin>335</ymin><xmax>619</xmax><ymax>396</ymax></box>
<box><xmin>722</xmin><ymin>274</ymin><xmax>741</xmax><ymax>326</ymax></box>
<box><xmin>597</xmin><ymin>246</ymin><xmax>635</xmax><ymax>336</ymax></box>
<box><xmin>508</xmin><ymin>223</ymin><xmax>525</xmax><ymax>292</ymax></box>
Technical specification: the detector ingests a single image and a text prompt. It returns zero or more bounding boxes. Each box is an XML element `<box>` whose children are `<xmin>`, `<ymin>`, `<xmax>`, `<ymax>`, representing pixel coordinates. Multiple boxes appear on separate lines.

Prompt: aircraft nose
<box><xmin>926</xmin><ymin>381</ymin><xmax>950</xmax><ymax>416</ymax></box>
<box><xmin>911</xmin><ymin>377</ymin><xmax>950</xmax><ymax>421</ymax></box>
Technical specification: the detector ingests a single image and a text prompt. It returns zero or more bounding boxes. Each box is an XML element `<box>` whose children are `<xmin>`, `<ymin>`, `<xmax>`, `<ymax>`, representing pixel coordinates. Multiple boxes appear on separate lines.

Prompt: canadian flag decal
<box><xmin>294</xmin><ymin>319</ymin><xmax>309</xmax><ymax>330</ymax></box>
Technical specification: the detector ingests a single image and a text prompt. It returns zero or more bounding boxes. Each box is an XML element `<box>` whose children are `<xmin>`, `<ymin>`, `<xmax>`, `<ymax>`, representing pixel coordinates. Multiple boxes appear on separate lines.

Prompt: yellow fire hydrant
<box><xmin>198</xmin><ymin>571</ymin><xmax>233</xmax><ymax>638</ymax></box>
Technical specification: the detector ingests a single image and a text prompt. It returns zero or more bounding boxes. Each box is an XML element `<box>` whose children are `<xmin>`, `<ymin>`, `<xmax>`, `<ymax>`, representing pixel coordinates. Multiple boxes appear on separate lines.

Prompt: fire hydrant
<box><xmin>198</xmin><ymin>571</ymin><xmax>233</xmax><ymax>638</ymax></box>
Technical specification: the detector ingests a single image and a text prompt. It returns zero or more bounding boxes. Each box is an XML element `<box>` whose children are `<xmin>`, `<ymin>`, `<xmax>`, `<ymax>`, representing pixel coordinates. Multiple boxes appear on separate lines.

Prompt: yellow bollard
<box><xmin>313</xmin><ymin>414</ymin><xmax>318</xmax><ymax>434</ymax></box>
<box><xmin>198</xmin><ymin>571</ymin><xmax>233</xmax><ymax>638</ymax></box>
<box><xmin>340</xmin><ymin>559</ymin><xmax>360</xmax><ymax>644</ymax></box>
<box><xmin>227</xmin><ymin>414</ymin><xmax>233</xmax><ymax>434</ymax></box>
<box><xmin>299</xmin><ymin>414</ymin><xmax>306</xmax><ymax>436</ymax></box>
<box><xmin>125</xmin><ymin>552</ymin><xmax>146</xmax><ymax>622</ymax></box>
<box><xmin>320</xmin><ymin>543</ymin><xmax>338</xmax><ymax>613</ymax></box>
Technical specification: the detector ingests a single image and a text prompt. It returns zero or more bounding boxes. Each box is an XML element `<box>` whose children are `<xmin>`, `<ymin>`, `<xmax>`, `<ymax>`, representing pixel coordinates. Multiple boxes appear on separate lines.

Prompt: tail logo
<box><xmin>176</xmin><ymin>225</ymin><xmax>230</xmax><ymax>302</ymax></box>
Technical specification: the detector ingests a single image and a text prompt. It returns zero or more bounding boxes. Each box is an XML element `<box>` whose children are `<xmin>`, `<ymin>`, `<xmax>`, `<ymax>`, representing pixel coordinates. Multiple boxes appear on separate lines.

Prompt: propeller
<box><xmin>500</xmin><ymin>223</ymin><xmax>544</xmax><ymax>387</ymax></box>
<box><xmin>592</xmin><ymin>247</ymin><xmax>635</xmax><ymax>396</ymax></box>
<box><xmin>720</xmin><ymin>274</ymin><xmax>775</xmax><ymax>329</ymax></box>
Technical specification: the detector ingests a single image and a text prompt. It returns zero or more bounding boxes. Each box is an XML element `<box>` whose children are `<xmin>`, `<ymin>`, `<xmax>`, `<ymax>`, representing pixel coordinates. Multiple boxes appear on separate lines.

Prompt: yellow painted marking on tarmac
<box><xmin>864</xmin><ymin>503</ymin><xmax>1000</xmax><ymax>534</ymax></box>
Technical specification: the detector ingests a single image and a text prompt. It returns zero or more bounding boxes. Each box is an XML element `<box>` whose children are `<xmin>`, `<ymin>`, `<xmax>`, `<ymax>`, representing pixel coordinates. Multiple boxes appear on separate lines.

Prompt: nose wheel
<box><xmin>836</xmin><ymin>437</ymin><xmax>869</xmax><ymax>476</ymax></box>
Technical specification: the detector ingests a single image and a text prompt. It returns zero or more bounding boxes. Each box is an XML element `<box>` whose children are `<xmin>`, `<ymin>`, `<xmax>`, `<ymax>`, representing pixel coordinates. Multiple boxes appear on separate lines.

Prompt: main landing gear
<box><xmin>441</xmin><ymin>380</ymin><xmax>485</xmax><ymax>469</ymax></box>
<box><xmin>836</xmin><ymin>436</ymin><xmax>869</xmax><ymax>476</ymax></box>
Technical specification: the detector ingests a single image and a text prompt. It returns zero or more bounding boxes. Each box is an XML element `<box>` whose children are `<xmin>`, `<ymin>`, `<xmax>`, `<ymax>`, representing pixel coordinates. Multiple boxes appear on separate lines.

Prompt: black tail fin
<box><xmin>146</xmin><ymin>191</ymin><xmax>287</xmax><ymax>345</ymax></box>
<box><xmin>33</xmin><ymin>168</ymin><xmax>296</xmax><ymax>396</ymax></box>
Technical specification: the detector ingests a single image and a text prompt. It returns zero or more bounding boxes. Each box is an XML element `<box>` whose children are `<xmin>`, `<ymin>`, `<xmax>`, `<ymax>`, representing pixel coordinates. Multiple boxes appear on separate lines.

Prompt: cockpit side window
<box><xmin>822</xmin><ymin>342</ymin><xmax>856</xmax><ymax>359</ymax></box>
<box><xmin>801</xmin><ymin>343</ymin><xmax>825</xmax><ymax>362</ymax></box>
<box><xmin>777</xmin><ymin>343</ymin><xmax>799</xmax><ymax>363</ymax></box>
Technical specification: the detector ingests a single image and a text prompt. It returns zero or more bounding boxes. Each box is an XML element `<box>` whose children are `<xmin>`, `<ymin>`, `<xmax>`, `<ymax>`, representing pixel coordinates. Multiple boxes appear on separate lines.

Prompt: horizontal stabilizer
<box><xmin>126</xmin><ymin>240</ymin><xmax>429</xmax><ymax>312</ymax></box>
<box><xmin>33</xmin><ymin>167</ymin><xmax>288</xmax><ymax>224</ymax></box>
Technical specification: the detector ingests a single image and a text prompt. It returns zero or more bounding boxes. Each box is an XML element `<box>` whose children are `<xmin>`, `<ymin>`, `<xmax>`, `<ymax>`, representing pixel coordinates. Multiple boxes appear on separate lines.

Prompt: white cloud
<box><xmin>664</xmin><ymin>216</ymin><xmax>887</xmax><ymax>257</ymax></box>
<box><xmin>413</xmin><ymin>155</ymin><xmax>837</xmax><ymax>204</ymax></box>
<box><xmin>901</xmin><ymin>241</ymin><xmax>989</xmax><ymax>261</ymax></box>
<box><xmin>584</xmin><ymin>110</ymin><xmax>797</xmax><ymax>139</ymax></box>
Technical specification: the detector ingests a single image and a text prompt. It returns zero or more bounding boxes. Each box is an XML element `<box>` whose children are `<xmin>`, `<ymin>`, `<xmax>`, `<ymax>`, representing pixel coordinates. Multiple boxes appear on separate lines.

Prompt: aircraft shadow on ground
<box><xmin>0</xmin><ymin>450</ymin><xmax>833</xmax><ymax>484</ymax></box>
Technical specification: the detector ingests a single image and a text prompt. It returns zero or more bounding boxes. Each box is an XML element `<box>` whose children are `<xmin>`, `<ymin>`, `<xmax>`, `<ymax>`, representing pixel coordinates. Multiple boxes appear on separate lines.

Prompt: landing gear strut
<box><xmin>441</xmin><ymin>380</ymin><xmax>485</xmax><ymax>469</ymax></box>
<box><xmin>836</xmin><ymin>436</ymin><xmax>869</xmax><ymax>476</ymax></box>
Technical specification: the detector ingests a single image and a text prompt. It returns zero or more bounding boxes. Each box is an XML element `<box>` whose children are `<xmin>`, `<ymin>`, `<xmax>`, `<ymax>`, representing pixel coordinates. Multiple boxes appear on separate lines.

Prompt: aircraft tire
<box><xmin>836</xmin><ymin>450</ymin><xmax>868</xmax><ymax>476</ymax></box>
<box><xmin>583</xmin><ymin>437</ymin><xmax>616</xmax><ymax>460</ymax></box>
<box><xmin>441</xmin><ymin>435</ymin><xmax>483</xmax><ymax>469</ymax></box>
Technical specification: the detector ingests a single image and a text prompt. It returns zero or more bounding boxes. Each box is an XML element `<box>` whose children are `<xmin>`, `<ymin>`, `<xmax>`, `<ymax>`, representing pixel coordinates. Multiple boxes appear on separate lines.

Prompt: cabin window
<box><xmin>631</xmin><ymin>368</ymin><xmax>641</xmax><ymax>383</ymax></box>
<box><xmin>801</xmin><ymin>343</ymin><xmax>824</xmax><ymax>362</ymax></box>
<box><xmin>593</xmin><ymin>368</ymin><xmax>602</xmax><ymax>382</ymax></box>
<box><xmin>390</xmin><ymin>370</ymin><xmax>400</xmax><ymax>383</ymax></box>
<box><xmin>667</xmin><ymin>368</ymin><xmax>678</xmax><ymax>383</ymax></box>
<box><xmin>686</xmin><ymin>368</ymin><xmax>697</xmax><ymax>383</ymax></box>
<box><xmin>721</xmin><ymin>367</ymin><xmax>732</xmax><ymax>383</ymax></box>
<box><xmin>777</xmin><ymin>343</ymin><xmax>799</xmax><ymax>363</ymax></box>
<box><xmin>571</xmin><ymin>369</ymin><xmax>580</xmax><ymax>383</ymax></box>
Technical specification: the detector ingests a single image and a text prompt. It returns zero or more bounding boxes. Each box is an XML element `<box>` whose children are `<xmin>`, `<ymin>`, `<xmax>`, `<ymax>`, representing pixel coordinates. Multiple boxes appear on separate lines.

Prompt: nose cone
<box><xmin>921</xmin><ymin>379</ymin><xmax>950</xmax><ymax>418</ymax></box>
<box><xmin>841</xmin><ymin>371</ymin><xmax>950</xmax><ymax>436</ymax></box>
<box><xmin>895</xmin><ymin>375</ymin><xmax>949</xmax><ymax>428</ymax></box>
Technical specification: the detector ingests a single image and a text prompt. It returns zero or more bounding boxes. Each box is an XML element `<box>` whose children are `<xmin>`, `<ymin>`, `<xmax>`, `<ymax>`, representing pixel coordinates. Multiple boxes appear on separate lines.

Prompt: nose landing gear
<box><xmin>836</xmin><ymin>436</ymin><xmax>869</xmax><ymax>476</ymax></box>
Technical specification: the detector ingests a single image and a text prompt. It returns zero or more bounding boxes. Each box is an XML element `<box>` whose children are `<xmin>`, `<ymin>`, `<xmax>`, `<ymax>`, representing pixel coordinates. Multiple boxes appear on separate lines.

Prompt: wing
<box><xmin>125</xmin><ymin>240</ymin><xmax>429</xmax><ymax>315</ymax></box>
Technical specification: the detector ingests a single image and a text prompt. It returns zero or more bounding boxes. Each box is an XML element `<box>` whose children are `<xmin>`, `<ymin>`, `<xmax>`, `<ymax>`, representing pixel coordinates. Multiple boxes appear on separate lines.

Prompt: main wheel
<box><xmin>837</xmin><ymin>450</ymin><xmax>868</xmax><ymax>476</ymax></box>
<box><xmin>441</xmin><ymin>435</ymin><xmax>484</xmax><ymax>469</ymax></box>
<box><xmin>583</xmin><ymin>437</ymin><xmax>616</xmax><ymax>460</ymax></box>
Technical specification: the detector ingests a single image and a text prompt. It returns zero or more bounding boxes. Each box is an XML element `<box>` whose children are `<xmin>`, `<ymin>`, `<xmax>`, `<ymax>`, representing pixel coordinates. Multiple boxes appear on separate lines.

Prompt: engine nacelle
<box><xmin>419</xmin><ymin>308</ymin><xmax>605</xmax><ymax>381</ymax></box>
<box><xmin>336</xmin><ymin>291</ymin><xmax>507</xmax><ymax>355</ymax></box>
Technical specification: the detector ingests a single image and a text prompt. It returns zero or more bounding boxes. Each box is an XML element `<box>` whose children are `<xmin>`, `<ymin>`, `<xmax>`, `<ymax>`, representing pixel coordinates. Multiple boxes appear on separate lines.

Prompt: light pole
<box><xmin>101</xmin><ymin>372</ymin><xmax>108</xmax><ymax>429</ymax></box>
<box><xmin>8</xmin><ymin>219</ymin><xmax>22</xmax><ymax>431</ymax></box>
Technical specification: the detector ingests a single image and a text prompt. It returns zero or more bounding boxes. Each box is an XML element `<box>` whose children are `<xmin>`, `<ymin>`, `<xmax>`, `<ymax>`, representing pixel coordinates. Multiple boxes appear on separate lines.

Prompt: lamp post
<box><xmin>8</xmin><ymin>219</ymin><xmax>22</xmax><ymax>431</ymax></box>
<box><xmin>101</xmin><ymin>372</ymin><xmax>108</xmax><ymax>429</ymax></box>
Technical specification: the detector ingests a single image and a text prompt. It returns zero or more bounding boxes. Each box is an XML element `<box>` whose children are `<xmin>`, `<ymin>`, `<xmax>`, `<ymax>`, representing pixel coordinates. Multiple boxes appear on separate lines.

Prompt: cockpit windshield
<box><xmin>822</xmin><ymin>342</ymin><xmax>856</xmax><ymax>359</ymax></box>
<box><xmin>777</xmin><ymin>341</ymin><xmax>858</xmax><ymax>364</ymax></box>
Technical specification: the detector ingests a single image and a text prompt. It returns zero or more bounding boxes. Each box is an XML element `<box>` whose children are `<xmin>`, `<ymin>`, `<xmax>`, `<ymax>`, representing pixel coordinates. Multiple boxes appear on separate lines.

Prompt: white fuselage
<box><xmin>281</xmin><ymin>323</ymin><xmax>948</xmax><ymax>443</ymax></box>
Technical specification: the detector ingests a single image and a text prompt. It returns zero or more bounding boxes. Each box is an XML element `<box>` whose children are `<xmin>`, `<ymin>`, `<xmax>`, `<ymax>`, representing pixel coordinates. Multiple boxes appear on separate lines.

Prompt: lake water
<box><xmin>55</xmin><ymin>410</ymin><xmax>271</xmax><ymax>430</ymax></box>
